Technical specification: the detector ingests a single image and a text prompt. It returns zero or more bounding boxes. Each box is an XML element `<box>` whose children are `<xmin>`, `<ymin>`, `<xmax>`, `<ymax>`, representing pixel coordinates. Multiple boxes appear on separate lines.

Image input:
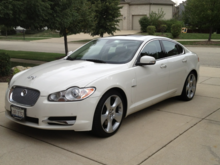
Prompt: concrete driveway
<box><xmin>0</xmin><ymin>66</ymin><xmax>220</xmax><ymax>165</ymax></box>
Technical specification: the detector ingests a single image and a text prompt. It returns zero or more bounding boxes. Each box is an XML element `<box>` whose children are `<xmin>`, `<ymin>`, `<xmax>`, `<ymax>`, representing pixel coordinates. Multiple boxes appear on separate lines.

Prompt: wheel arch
<box><xmin>94</xmin><ymin>87</ymin><xmax>128</xmax><ymax>119</ymax></box>
<box><xmin>103</xmin><ymin>87</ymin><xmax>128</xmax><ymax>118</ymax></box>
<box><xmin>190</xmin><ymin>69</ymin><xmax>198</xmax><ymax>81</ymax></box>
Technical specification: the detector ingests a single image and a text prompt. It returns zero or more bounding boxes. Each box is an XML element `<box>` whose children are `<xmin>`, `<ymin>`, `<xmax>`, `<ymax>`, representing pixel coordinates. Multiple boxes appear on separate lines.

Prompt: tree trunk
<box><xmin>23</xmin><ymin>29</ymin><xmax>25</xmax><ymax>40</ymax></box>
<box><xmin>63</xmin><ymin>30</ymin><xmax>68</xmax><ymax>55</ymax></box>
<box><xmin>100</xmin><ymin>33</ymin><xmax>103</xmax><ymax>37</ymax></box>
<box><xmin>5</xmin><ymin>27</ymin><xmax>7</xmax><ymax>38</ymax></box>
<box><xmin>208</xmin><ymin>27</ymin><xmax>213</xmax><ymax>41</ymax></box>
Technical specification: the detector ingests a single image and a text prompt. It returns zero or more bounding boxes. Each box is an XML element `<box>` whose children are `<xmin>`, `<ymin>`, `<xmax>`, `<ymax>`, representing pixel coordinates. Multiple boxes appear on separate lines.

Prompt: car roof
<box><xmin>102</xmin><ymin>35</ymin><xmax>170</xmax><ymax>42</ymax></box>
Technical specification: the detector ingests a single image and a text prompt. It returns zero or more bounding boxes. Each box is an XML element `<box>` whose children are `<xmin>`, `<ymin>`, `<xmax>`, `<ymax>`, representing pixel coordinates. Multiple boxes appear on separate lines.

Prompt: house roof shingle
<box><xmin>120</xmin><ymin>0</ymin><xmax>175</xmax><ymax>5</ymax></box>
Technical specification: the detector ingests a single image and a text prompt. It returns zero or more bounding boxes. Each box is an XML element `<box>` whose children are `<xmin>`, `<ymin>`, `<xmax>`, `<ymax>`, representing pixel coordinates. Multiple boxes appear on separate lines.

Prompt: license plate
<box><xmin>11</xmin><ymin>106</ymin><xmax>26</xmax><ymax>120</ymax></box>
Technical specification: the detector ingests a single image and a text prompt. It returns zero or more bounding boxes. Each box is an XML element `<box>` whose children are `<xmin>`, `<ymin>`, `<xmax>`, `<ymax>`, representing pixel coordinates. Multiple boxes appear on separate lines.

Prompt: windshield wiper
<box><xmin>83</xmin><ymin>59</ymin><xmax>106</xmax><ymax>63</ymax></box>
<box><xmin>66</xmin><ymin>56</ymin><xmax>74</xmax><ymax>61</ymax></box>
<box><xmin>66</xmin><ymin>58</ymin><xmax>106</xmax><ymax>63</ymax></box>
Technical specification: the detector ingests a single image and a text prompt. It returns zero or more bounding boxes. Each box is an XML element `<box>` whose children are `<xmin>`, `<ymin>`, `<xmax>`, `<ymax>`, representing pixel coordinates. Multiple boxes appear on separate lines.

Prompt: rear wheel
<box><xmin>92</xmin><ymin>90</ymin><xmax>125</xmax><ymax>137</ymax></box>
<box><xmin>180</xmin><ymin>72</ymin><xmax>197</xmax><ymax>101</ymax></box>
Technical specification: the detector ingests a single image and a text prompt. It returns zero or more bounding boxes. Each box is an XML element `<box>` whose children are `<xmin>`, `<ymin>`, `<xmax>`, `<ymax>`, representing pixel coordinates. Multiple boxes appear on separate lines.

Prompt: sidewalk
<box><xmin>0</xmin><ymin>66</ymin><xmax>220</xmax><ymax>165</ymax></box>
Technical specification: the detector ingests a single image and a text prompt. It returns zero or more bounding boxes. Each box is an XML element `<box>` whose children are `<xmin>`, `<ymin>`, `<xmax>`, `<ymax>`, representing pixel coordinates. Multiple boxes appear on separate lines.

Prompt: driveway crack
<box><xmin>0</xmin><ymin>124</ymin><xmax>106</xmax><ymax>165</ymax></box>
<box><xmin>138</xmin><ymin>108</ymin><xmax>220</xmax><ymax>165</ymax></box>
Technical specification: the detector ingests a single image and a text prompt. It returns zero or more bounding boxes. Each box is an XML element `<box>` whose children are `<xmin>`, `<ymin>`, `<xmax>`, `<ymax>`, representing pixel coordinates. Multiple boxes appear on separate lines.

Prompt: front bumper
<box><xmin>5</xmin><ymin>88</ymin><xmax>100</xmax><ymax>131</ymax></box>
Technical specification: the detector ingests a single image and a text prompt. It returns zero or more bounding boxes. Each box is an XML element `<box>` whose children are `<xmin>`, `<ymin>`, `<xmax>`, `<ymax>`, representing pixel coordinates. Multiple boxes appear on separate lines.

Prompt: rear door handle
<box><xmin>182</xmin><ymin>59</ymin><xmax>187</xmax><ymax>63</ymax></box>
<box><xmin>160</xmin><ymin>64</ymin><xmax>167</xmax><ymax>68</ymax></box>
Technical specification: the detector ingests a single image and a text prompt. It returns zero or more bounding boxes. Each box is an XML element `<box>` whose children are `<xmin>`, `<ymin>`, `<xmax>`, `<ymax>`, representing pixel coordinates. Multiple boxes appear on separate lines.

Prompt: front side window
<box><xmin>161</xmin><ymin>40</ymin><xmax>183</xmax><ymax>57</ymax></box>
<box><xmin>67</xmin><ymin>39</ymin><xmax>143</xmax><ymax>64</ymax></box>
<box><xmin>141</xmin><ymin>40</ymin><xmax>163</xmax><ymax>59</ymax></box>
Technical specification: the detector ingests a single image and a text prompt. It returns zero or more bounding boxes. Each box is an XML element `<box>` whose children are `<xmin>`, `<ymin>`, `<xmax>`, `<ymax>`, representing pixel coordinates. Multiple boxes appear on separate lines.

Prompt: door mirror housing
<box><xmin>67</xmin><ymin>51</ymin><xmax>73</xmax><ymax>56</ymax></box>
<box><xmin>136</xmin><ymin>56</ymin><xmax>156</xmax><ymax>66</ymax></box>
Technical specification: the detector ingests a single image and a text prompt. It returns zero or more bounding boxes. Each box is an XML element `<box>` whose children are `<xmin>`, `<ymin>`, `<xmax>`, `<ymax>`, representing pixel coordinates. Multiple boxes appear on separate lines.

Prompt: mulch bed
<box><xmin>0</xmin><ymin>74</ymin><xmax>13</xmax><ymax>83</ymax></box>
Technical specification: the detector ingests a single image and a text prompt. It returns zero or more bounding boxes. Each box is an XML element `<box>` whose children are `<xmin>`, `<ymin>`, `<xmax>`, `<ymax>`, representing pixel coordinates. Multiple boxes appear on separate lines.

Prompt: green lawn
<box><xmin>178</xmin><ymin>33</ymin><xmax>220</xmax><ymax>39</ymax></box>
<box><xmin>0</xmin><ymin>49</ymin><xmax>65</xmax><ymax>62</ymax></box>
<box><xmin>139</xmin><ymin>32</ymin><xmax>220</xmax><ymax>39</ymax></box>
<box><xmin>11</xmin><ymin>62</ymin><xmax>38</xmax><ymax>67</ymax></box>
<box><xmin>0</xmin><ymin>37</ymin><xmax>51</xmax><ymax>41</ymax></box>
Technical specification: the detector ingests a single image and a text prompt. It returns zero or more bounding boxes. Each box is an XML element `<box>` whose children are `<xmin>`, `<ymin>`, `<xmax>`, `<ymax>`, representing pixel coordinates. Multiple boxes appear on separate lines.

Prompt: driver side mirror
<box><xmin>136</xmin><ymin>56</ymin><xmax>156</xmax><ymax>66</ymax></box>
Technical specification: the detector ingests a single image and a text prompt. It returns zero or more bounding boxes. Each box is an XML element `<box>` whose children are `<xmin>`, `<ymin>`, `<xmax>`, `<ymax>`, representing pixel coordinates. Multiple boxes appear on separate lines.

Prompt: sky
<box><xmin>172</xmin><ymin>0</ymin><xmax>186</xmax><ymax>5</ymax></box>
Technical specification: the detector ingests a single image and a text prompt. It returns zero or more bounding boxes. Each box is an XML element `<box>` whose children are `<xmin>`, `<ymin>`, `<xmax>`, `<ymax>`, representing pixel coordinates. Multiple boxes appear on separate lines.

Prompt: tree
<box><xmin>183</xmin><ymin>0</ymin><xmax>220</xmax><ymax>41</ymax></box>
<box><xmin>19</xmin><ymin>0</ymin><xmax>51</xmax><ymax>39</ymax></box>
<box><xmin>89</xmin><ymin>0</ymin><xmax>122</xmax><ymax>37</ymax></box>
<box><xmin>0</xmin><ymin>0</ymin><xmax>24</xmax><ymax>37</ymax></box>
<box><xmin>48</xmin><ymin>0</ymin><xmax>94</xmax><ymax>55</ymax></box>
<box><xmin>149</xmin><ymin>9</ymin><xmax>165</xmax><ymax>26</ymax></box>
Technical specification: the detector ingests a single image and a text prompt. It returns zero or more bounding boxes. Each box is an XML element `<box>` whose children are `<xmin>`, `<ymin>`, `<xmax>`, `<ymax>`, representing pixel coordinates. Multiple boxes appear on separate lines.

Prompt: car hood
<box><xmin>11</xmin><ymin>60</ymin><xmax>128</xmax><ymax>96</ymax></box>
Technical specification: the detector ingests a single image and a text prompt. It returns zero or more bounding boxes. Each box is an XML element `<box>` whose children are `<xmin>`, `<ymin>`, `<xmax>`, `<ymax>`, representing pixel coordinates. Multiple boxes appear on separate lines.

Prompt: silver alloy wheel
<box><xmin>186</xmin><ymin>74</ymin><xmax>196</xmax><ymax>99</ymax></box>
<box><xmin>101</xmin><ymin>95</ymin><xmax>123</xmax><ymax>133</ymax></box>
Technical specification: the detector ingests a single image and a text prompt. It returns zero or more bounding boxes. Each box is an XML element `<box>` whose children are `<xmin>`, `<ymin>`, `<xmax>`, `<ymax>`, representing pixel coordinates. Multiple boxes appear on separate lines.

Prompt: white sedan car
<box><xmin>5</xmin><ymin>36</ymin><xmax>199</xmax><ymax>137</ymax></box>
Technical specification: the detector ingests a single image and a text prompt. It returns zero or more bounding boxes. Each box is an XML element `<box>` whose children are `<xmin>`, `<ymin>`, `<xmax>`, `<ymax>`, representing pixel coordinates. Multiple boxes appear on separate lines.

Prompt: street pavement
<box><xmin>1</xmin><ymin>40</ymin><xmax>220</xmax><ymax>68</ymax></box>
<box><xmin>0</xmin><ymin>66</ymin><xmax>220</xmax><ymax>165</ymax></box>
<box><xmin>31</xmin><ymin>30</ymin><xmax>139</xmax><ymax>43</ymax></box>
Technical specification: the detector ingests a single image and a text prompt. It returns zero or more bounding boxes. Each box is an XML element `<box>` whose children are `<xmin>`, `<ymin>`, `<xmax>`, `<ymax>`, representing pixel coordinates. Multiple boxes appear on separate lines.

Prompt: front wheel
<box><xmin>92</xmin><ymin>90</ymin><xmax>125</xmax><ymax>137</ymax></box>
<box><xmin>180</xmin><ymin>72</ymin><xmax>197</xmax><ymax>101</ymax></box>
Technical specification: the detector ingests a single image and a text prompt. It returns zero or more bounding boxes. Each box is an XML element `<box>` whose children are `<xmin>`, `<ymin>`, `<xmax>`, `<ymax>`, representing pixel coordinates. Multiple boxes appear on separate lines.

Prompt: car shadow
<box><xmin>5</xmin><ymin>97</ymin><xmax>182</xmax><ymax>141</ymax></box>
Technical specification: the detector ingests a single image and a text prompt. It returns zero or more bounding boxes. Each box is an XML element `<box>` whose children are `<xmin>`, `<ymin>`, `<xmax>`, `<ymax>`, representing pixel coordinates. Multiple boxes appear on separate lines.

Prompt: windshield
<box><xmin>67</xmin><ymin>39</ymin><xmax>143</xmax><ymax>64</ymax></box>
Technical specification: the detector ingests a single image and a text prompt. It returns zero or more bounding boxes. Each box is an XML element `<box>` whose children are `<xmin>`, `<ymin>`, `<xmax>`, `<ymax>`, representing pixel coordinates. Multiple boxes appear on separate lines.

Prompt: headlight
<box><xmin>48</xmin><ymin>87</ymin><xmax>96</xmax><ymax>102</ymax></box>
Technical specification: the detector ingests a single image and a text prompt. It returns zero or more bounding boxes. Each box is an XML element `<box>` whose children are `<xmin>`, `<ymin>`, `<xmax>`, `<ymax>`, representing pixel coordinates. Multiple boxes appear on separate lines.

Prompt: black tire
<box><xmin>92</xmin><ymin>90</ymin><xmax>125</xmax><ymax>137</ymax></box>
<box><xmin>180</xmin><ymin>72</ymin><xmax>197</xmax><ymax>101</ymax></box>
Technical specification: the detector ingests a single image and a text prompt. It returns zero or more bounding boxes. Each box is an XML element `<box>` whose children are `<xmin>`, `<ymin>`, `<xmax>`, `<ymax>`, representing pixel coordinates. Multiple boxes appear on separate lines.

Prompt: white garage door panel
<box><xmin>132</xmin><ymin>15</ymin><xmax>145</xmax><ymax>30</ymax></box>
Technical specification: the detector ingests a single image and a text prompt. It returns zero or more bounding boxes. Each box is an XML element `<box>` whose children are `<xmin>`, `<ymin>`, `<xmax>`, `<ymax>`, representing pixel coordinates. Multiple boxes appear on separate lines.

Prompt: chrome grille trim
<box><xmin>9</xmin><ymin>86</ymin><xmax>40</xmax><ymax>107</ymax></box>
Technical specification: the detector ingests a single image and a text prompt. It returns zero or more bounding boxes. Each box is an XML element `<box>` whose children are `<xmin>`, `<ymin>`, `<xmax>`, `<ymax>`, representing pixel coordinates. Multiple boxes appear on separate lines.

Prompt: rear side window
<box><xmin>161</xmin><ymin>41</ymin><xmax>183</xmax><ymax>57</ymax></box>
<box><xmin>141</xmin><ymin>40</ymin><xmax>163</xmax><ymax>59</ymax></box>
<box><xmin>176</xmin><ymin>44</ymin><xmax>184</xmax><ymax>54</ymax></box>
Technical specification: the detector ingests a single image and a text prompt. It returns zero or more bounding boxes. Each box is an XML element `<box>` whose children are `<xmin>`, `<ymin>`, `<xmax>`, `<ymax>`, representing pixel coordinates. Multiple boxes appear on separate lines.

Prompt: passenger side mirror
<box><xmin>136</xmin><ymin>56</ymin><xmax>156</xmax><ymax>66</ymax></box>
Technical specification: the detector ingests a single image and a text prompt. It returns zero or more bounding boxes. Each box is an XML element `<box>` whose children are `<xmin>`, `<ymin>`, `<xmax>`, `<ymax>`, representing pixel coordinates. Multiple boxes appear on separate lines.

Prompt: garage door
<box><xmin>118</xmin><ymin>16</ymin><xmax>123</xmax><ymax>30</ymax></box>
<box><xmin>132</xmin><ymin>15</ymin><xmax>145</xmax><ymax>30</ymax></box>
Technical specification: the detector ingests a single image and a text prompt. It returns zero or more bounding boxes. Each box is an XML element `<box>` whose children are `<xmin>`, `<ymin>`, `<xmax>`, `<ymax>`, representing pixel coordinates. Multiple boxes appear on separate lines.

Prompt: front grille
<box><xmin>11</xmin><ymin>86</ymin><xmax>40</xmax><ymax>106</ymax></box>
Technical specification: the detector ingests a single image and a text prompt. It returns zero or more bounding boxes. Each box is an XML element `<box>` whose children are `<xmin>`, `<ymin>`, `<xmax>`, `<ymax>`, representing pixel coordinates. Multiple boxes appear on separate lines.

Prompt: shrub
<box><xmin>139</xmin><ymin>16</ymin><xmax>150</xmax><ymax>32</ymax></box>
<box><xmin>0</xmin><ymin>52</ymin><xmax>11</xmax><ymax>76</ymax></box>
<box><xmin>161</xmin><ymin>19</ymin><xmax>184</xmax><ymax>33</ymax></box>
<box><xmin>13</xmin><ymin>68</ymin><xmax>20</xmax><ymax>75</ymax></box>
<box><xmin>0</xmin><ymin>26</ymin><xmax>16</xmax><ymax>35</ymax></box>
<box><xmin>171</xmin><ymin>24</ymin><xmax>182</xmax><ymax>38</ymax></box>
<box><xmin>160</xmin><ymin>24</ymin><xmax>167</xmax><ymax>34</ymax></box>
<box><xmin>147</xmin><ymin>26</ymin><xmax>156</xmax><ymax>35</ymax></box>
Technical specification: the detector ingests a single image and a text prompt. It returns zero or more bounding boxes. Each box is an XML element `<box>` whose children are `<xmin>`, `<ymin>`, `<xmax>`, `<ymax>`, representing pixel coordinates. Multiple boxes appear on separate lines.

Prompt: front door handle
<box><xmin>160</xmin><ymin>64</ymin><xmax>167</xmax><ymax>68</ymax></box>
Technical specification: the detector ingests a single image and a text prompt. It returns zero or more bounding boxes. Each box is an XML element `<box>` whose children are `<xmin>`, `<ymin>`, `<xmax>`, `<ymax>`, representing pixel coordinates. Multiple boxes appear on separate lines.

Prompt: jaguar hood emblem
<box><xmin>27</xmin><ymin>76</ymin><xmax>37</xmax><ymax>80</ymax></box>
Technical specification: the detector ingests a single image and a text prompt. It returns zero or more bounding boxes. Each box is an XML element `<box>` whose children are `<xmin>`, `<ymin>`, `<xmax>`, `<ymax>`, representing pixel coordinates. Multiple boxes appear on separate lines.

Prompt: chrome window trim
<box><xmin>160</xmin><ymin>39</ymin><xmax>185</xmax><ymax>55</ymax></box>
<box><xmin>133</xmin><ymin>38</ymin><xmax>168</xmax><ymax>67</ymax></box>
<box><xmin>133</xmin><ymin>38</ymin><xmax>187</xmax><ymax>67</ymax></box>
